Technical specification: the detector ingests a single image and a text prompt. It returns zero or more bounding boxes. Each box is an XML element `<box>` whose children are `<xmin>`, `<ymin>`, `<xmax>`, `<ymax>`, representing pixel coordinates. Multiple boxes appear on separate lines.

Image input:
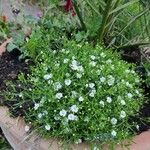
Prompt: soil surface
<box><xmin>0</xmin><ymin>51</ymin><xmax>30</xmax><ymax>102</ymax></box>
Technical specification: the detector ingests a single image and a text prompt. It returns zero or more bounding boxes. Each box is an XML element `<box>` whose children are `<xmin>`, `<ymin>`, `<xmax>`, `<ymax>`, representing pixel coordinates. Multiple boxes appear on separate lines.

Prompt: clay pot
<box><xmin>0</xmin><ymin>106</ymin><xmax>150</xmax><ymax>150</ymax></box>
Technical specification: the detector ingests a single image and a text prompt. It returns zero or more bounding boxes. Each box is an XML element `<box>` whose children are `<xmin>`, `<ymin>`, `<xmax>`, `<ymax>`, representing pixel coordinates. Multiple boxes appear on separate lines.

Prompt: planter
<box><xmin>0</xmin><ymin>106</ymin><xmax>150</xmax><ymax>150</ymax></box>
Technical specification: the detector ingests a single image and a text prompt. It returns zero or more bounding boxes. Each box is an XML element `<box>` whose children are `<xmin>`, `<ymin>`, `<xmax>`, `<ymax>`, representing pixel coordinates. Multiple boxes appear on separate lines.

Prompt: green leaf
<box><xmin>7</xmin><ymin>43</ymin><xmax>18</xmax><ymax>52</ymax></box>
<box><xmin>109</xmin><ymin>0</ymin><xmax>139</xmax><ymax>15</ymax></box>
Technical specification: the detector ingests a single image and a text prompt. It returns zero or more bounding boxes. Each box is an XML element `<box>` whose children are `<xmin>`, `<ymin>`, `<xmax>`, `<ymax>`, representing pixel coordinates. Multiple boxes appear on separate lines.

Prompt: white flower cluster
<box><xmin>70</xmin><ymin>60</ymin><xmax>84</xmax><ymax>73</ymax></box>
<box><xmin>58</xmin><ymin>105</ymin><xmax>79</xmax><ymax>122</ymax></box>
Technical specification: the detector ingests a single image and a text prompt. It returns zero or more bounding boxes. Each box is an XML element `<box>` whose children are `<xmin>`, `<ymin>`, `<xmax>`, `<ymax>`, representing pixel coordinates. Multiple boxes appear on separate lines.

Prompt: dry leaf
<box><xmin>0</xmin><ymin>38</ymin><xmax>13</xmax><ymax>56</ymax></box>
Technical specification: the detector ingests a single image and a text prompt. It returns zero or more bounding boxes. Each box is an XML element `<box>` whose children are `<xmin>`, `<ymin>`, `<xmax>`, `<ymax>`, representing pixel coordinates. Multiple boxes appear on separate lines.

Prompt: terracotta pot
<box><xmin>0</xmin><ymin>106</ymin><xmax>150</xmax><ymax>150</ymax></box>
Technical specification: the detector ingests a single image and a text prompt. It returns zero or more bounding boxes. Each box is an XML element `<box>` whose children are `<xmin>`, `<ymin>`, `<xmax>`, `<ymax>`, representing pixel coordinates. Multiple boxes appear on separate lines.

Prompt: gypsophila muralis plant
<box><xmin>5</xmin><ymin>40</ymin><xmax>144</xmax><ymax>149</ymax></box>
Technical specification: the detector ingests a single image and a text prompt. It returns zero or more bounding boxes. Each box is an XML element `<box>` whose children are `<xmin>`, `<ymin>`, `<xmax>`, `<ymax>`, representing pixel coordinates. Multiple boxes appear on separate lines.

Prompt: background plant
<box><xmin>71</xmin><ymin>0</ymin><xmax>150</xmax><ymax>48</ymax></box>
<box><xmin>0</xmin><ymin>16</ymin><xmax>10</xmax><ymax>40</ymax></box>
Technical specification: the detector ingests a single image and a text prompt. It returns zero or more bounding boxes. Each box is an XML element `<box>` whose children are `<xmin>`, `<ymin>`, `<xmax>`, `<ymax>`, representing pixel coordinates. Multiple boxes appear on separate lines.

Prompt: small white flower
<box><xmin>111</xmin><ymin>118</ymin><xmax>117</xmax><ymax>125</ymax></box>
<box><xmin>96</xmin><ymin>69</ymin><xmax>101</xmax><ymax>75</ymax></box>
<box><xmin>93</xmin><ymin>146</ymin><xmax>99</xmax><ymax>150</ymax></box>
<box><xmin>99</xmin><ymin>101</ymin><xmax>104</xmax><ymax>107</ymax></box>
<box><xmin>106</xmin><ymin>59</ymin><xmax>112</xmax><ymax>64</ymax></box>
<box><xmin>70</xmin><ymin>105</ymin><xmax>79</xmax><ymax>113</ymax></box>
<box><xmin>29</xmin><ymin>88</ymin><xmax>32</xmax><ymax>91</ymax></box>
<box><xmin>135</xmin><ymin>78</ymin><xmax>140</xmax><ymax>83</ymax></box>
<box><xmin>75</xmin><ymin>139</ymin><xmax>82</xmax><ymax>144</ymax></box>
<box><xmin>127</xmin><ymin>93</ymin><xmax>133</xmax><ymax>98</ymax></box>
<box><xmin>89</xmin><ymin>89</ymin><xmax>96</xmax><ymax>97</ymax></box>
<box><xmin>90</xmin><ymin>61</ymin><xmax>96</xmax><ymax>67</ymax></box>
<box><xmin>85</xmin><ymin>84</ymin><xmax>88</xmax><ymax>87</ymax></box>
<box><xmin>44</xmin><ymin>74</ymin><xmax>53</xmax><ymax>80</ymax></box>
<box><xmin>135</xmin><ymin>90</ymin><xmax>139</xmax><ymax>94</ymax></box>
<box><xmin>19</xmin><ymin>93</ymin><xmax>23</xmax><ymax>98</ymax></box>
<box><xmin>107</xmin><ymin>97</ymin><xmax>112</xmax><ymax>103</ymax></box>
<box><xmin>40</xmin><ymin>97</ymin><xmax>46</xmax><ymax>104</ymax></box>
<box><xmin>43</xmin><ymin>110</ymin><xmax>48</xmax><ymax>115</ymax></box>
<box><xmin>45</xmin><ymin>124</ymin><xmax>51</xmax><ymax>130</ymax></box>
<box><xmin>77</xmin><ymin>44</ymin><xmax>82</xmax><ymax>48</ymax></box>
<box><xmin>90</xmin><ymin>55</ymin><xmax>96</xmax><ymax>60</ymax></box>
<box><xmin>100</xmin><ymin>52</ymin><xmax>106</xmax><ymax>58</ymax></box>
<box><xmin>125</xmin><ymin>70</ymin><xmax>130</xmax><ymax>73</ymax></box>
<box><xmin>52</xmin><ymin>50</ymin><xmax>56</xmax><ymax>54</ymax></box>
<box><xmin>76</xmin><ymin>73</ymin><xmax>82</xmax><ymax>78</ymax></box>
<box><xmin>25</xmin><ymin>125</ymin><xmax>30</xmax><ymax>132</ymax></box>
<box><xmin>120</xmin><ymin>100</ymin><xmax>126</xmax><ymax>105</ymax></box>
<box><xmin>61</xmin><ymin>48</ymin><xmax>65</xmax><ymax>52</ymax></box>
<box><xmin>126</xmin><ymin>82</ymin><xmax>130</xmax><ymax>86</ymax></box>
<box><xmin>48</xmin><ymin>80</ymin><xmax>53</xmax><ymax>85</ymax></box>
<box><xmin>100</xmin><ymin>65</ymin><xmax>104</xmax><ymax>70</ymax></box>
<box><xmin>70</xmin><ymin>60</ymin><xmax>78</xmax><ymax>70</ymax></box>
<box><xmin>72</xmin><ymin>56</ymin><xmax>76</xmax><ymax>60</ymax></box>
<box><xmin>136</xmin><ymin>125</ymin><xmax>140</xmax><ymax>130</ymax></box>
<box><xmin>56</xmin><ymin>93</ymin><xmax>63</xmax><ymax>99</ymax></box>
<box><xmin>65</xmin><ymin>79</ymin><xmax>72</xmax><ymax>86</ymax></box>
<box><xmin>34</xmin><ymin>103</ymin><xmax>40</xmax><ymax>110</ymax></box>
<box><xmin>54</xmin><ymin>82</ymin><xmax>62</xmax><ymax>91</ymax></box>
<box><xmin>55</xmin><ymin>63</ymin><xmax>60</xmax><ymax>67</ymax></box>
<box><xmin>131</xmin><ymin>70</ymin><xmax>135</xmax><ymax>74</ymax></box>
<box><xmin>126</xmin><ymin>82</ymin><xmax>133</xmax><ymax>88</ymax></box>
<box><xmin>68</xmin><ymin>114</ymin><xmax>77</xmax><ymax>121</ymax></box>
<box><xmin>78</xmin><ymin>65</ymin><xmax>84</xmax><ymax>72</ymax></box>
<box><xmin>89</xmin><ymin>83</ymin><xmax>95</xmax><ymax>88</ymax></box>
<box><xmin>89</xmin><ymin>92</ymin><xmax>95</xmax><ymax>97</ymax></box>
<box><xmin>54</xmin><ymin>116</ymin><xmax>60</xmax><ymax>120</ymax></box>
<box><xmin>120</xmin><ymin>111</ymin><xmax>126</xmax><ymax>118</ymax></box>
<box><xmin>72</xmin><ymin>59</ymin><xmax>77</xmax><ymax>64</ymax></box>
<box><xmin>84</xmin><ymin>117</ymin><xmax>89</xmax><ymax>122</ymax></box>
<box><xmin>100</xmin><ymin>77</ymin><xmax>106</xmax><ymax>83</ymax></box>
<box><xmin>139</xmin><ymin>93</ymin><xmax>142</xmax><ymax>97</ymax></box>
<box><xmin>38</xmin><ymin>113</ymin><xmax>43</xmax><ymax>118</ymax></box>
<box><xmin>121</xmin><ymin>79</ymin><xmax>125</xmax><ymax>83</ymax></box>
<box><xmin>63</xmin><ymin>58</ymin><xmax>69</xmax><ymax>64</ymax></box>
<box><xmin>65</xmin><ymin>73</ymin><xmax>70</xmax><ymax>77</ymax></box>
<box><xmin>59</xmin><ymin>109</ymin><xmax>67</xmax><ymax>117</ymax></box>
<box><xmin>107</xmin><ymin>76</ymin><xmax>115</xmax><ymax>86</ymax></box>
<box><xmin>79</xmin><ymin>96</ymin><xmax>84</xmax><ymax>102</ymax></box>
<box><xmin>111</xmin><ymin>130</ymin><xmax>117</xmax><ymax>137</ymax></box>
<box><xmin>71</xmin><ymin>91</ymin><xmax>78</xmax><ymax>98</ymax></box>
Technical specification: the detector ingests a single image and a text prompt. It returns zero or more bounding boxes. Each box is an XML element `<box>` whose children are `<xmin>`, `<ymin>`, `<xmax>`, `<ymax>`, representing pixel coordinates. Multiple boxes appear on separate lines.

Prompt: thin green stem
<box><xmin>98</xmin><ymin>0</ymin><xmax>113</xmax><ymax>43</ymax></box>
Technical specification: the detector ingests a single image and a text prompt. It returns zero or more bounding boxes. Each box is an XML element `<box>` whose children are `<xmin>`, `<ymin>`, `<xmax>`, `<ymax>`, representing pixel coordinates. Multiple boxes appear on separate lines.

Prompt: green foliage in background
<box><xmin>73</xmin><ymin>0</ymin><xmax>150</xmax><ymax>48</ymax></box>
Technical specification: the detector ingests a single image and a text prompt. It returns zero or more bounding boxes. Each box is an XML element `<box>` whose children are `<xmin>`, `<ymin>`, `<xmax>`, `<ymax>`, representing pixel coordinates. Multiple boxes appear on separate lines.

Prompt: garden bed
<box><xmin>0</xmin><ymin>0</ymin><xmax>150</xmax><ymax>149</ymax></box>
<box><xmin>0</xmin><ymin>51</ymin><xmax>30</xmax><ymax>104</ymax></box>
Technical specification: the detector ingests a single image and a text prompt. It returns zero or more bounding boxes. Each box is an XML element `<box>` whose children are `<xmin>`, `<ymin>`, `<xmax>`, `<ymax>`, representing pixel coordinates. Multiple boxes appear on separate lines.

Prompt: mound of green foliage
<box><xmin>5</xmin><ymin>41</ymin><xmax>144</xmax><ymax>148</ymax></box>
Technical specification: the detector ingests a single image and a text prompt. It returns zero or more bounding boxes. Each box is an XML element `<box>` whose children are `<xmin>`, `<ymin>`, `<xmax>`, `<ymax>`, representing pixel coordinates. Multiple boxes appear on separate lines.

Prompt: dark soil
<box><xmin>121</xmin><ymin>48</ymin><xmax>150</xmax><ymax>133</ymax></box>
<box><xmin>0</xmin><ymin>50</ymin><xmax>30</xmax><ymax>103</ymax></box>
